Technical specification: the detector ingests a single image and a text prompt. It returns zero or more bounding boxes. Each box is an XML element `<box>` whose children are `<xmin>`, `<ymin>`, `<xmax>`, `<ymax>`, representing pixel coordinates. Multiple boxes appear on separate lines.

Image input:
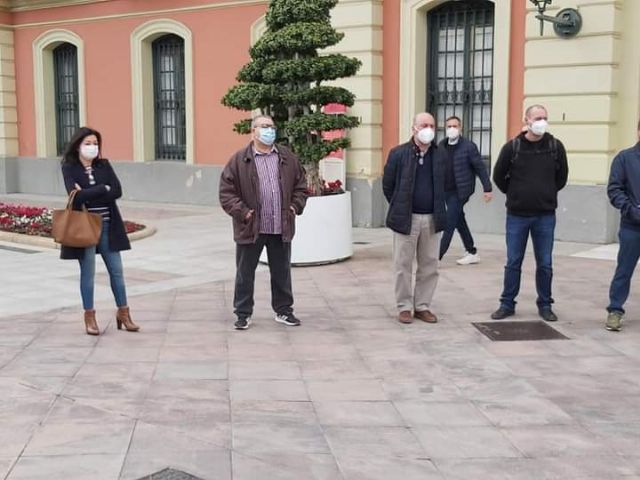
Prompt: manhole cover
<box><xmin>472</xmin><ymin>320</ymin><xmax>568</xmax><ymax>341</ymax></box>
<box><xmin>136</xmin><ymin>468</ymin><xmax>204</xmax><ymax>480</ymax></box>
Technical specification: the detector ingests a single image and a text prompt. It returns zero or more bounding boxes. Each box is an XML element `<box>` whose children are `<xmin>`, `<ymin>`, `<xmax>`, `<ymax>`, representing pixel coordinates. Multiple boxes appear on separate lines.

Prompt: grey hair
<box><xmin>524</xmin><ymin>104</ymin><xmax>547</xmax><ymax>118</ymax></box>
<box><xmin>251</xmin><ymin>114</ymin><xmax>274</xmax><ymax>129</ymax></box>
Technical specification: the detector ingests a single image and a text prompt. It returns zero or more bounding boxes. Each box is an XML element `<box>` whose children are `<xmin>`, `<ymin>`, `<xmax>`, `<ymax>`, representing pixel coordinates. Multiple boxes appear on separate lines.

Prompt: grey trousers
<box><xmin>392</xmin><ymin>213</ymin><xmax>440</xmax><ymax>313</ymax></box>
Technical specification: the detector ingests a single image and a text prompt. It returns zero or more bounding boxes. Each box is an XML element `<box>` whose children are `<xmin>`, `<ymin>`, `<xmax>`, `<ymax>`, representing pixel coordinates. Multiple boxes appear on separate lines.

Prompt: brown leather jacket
<box><xmin>219</xmin><ymin>142</ymin><xmax>308</xmax><ymax>244</ymax></box>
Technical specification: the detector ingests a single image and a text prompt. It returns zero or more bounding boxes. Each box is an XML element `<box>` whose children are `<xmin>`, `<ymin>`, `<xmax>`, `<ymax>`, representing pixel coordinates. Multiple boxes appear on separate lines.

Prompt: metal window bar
<box><xmin>427</xmin><ymin>1</ymin><xmax>494</xmax><ymax>169</ymax></box>
<box><xmin>152</xmin><ymin>34</ymin><xmax>186</xmax><ymax>161</ymax></box>
<box><xmin>53</xmin><ymin>43</ymin><xmax>80</xmax><ymax>155</ymax></box>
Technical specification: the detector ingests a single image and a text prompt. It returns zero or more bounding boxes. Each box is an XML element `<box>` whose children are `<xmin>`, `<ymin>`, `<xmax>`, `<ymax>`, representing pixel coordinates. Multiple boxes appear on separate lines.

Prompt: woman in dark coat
<box><xmin>60</xmin><ymin>127</ymin><xmax>139</xmax><ymax>335</ymax></box>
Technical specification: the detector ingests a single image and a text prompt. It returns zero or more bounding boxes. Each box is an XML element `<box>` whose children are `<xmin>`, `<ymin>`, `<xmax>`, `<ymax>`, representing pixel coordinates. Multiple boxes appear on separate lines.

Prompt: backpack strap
<box><xmin>511</xmin><ymin>137</ymin><xmax>521</xmax><ymax>164</ymax></box>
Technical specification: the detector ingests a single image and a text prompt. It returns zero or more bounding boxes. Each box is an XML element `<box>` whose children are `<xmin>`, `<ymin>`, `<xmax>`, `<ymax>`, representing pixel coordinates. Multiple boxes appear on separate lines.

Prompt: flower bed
<box><xmin>0</xmin><ymin>202</ymin><xmax>145</xmax><ymax>238</ymax></box>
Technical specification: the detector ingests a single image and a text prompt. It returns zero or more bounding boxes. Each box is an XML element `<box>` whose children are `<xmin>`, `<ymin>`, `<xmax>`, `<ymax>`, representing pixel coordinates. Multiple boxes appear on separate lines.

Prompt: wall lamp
<box><xmin>529</xmin><ymin>0</ymin><xmax>582</xmax><ymax>38</ymax></box>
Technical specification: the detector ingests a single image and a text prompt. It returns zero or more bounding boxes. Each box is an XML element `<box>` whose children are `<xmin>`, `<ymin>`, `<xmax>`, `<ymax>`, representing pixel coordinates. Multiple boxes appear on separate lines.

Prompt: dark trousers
<box><xmin>608</xmin><ymin>226</ymin><xmax>640</xmax><ymax>314</ymax></box>
<box><xmin>234</xmin><ymin>234</ymin><xmax>293</xmax><ymax>319</ymax></box>
<box><xmin>499</xmin><ymin>213</ymin><xmax>556</xmax><ymax>311</ymax></box>
<box><xmin>439</xmin><ymin>191</ymin><xmax>476</xmax><ymax>259</ymax></box>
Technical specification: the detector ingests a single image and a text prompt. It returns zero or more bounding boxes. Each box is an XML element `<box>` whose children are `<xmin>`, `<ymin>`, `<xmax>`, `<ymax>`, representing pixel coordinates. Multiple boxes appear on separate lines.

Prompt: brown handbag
<box><xmin>52</xmin><ymin>190</ymin><xmax>103</xmax><ymax>248</ymax></box>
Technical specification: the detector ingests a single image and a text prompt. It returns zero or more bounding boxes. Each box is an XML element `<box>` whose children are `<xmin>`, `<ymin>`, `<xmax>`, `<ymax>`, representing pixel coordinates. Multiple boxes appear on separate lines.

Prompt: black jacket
<box><xmin>382</xmin><ymin>139</ymin><xmax>446</xmax><ymax>234</ymax></box>
<box><xmin>60</xmin><ymin>159</ymin><xmax>130</xmax><ymax>260</ymax></box>
<box><xmin>608</xmin><ymin>142</ymin><xmax>640</xmax><ymax>229</ymax></box>
<box><xmin>492</xmin><ymin>132</ymin><xmax>568</xmax><ymax>216</ymax></box>
<box><xmin>439</xmin><ymin>136</ymin><xmax>492</xmax><ymax>200</ymax></box>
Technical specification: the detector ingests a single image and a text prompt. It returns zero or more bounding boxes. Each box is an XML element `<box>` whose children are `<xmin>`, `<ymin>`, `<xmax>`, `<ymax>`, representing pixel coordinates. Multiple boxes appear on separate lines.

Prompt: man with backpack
<box><xmin>491</xmin><ymin>105</ymin><xmax>569</xmax><ymax>322</ymax></box>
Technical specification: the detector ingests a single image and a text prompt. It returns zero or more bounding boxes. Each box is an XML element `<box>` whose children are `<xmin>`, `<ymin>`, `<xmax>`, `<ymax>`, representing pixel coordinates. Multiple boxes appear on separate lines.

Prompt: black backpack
<box><xmin>511</xmin><ymin>135</ymin><xmax>559</xmax><ymax>165</ymax></box>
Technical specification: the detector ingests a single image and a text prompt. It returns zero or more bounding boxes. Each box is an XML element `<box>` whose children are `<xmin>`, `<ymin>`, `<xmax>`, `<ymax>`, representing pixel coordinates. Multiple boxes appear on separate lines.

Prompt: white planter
<box><xmin>260</xmin><ymin>191</ymin><xmax>353</xmax><ymax>266</ymax></box>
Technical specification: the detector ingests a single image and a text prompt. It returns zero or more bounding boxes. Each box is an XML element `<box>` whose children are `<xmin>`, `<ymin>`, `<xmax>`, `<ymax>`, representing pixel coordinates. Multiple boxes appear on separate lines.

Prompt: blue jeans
<box><xmin>499</xmin><ymin>213</ymin><xmax>556</xmax><ymax>311</ymax></box>
<box><xmin>439</xmin><ymin>191</ymin><xmax>476</xmax><ymax>259</ymax></box>
<box><xmin>607</xmin><ymin>226</ymin><xmax>640</xmax><ymax>314</ymax></box>
<box><xmin>78</xmin><ymin>221</ymin><xmax>127</xmax><ymax>310</ymax></box>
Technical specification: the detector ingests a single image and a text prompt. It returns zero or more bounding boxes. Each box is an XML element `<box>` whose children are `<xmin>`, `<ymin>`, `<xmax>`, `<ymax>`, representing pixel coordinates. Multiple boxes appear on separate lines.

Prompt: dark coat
<box><xmin>219</xmin><ymin>143</ymin><xmax>308</xmax><ymax>244</ymax></box>
<box><xmin>608</xmin><ymin>142</ymin><xmax>640</xmax><ymax>229</ymax></box>
<box><xmin>60</xmin><ymin>159</ymin><xmax>130</xmax><ymax>260</ymax></box>
<box><xmin>438</xmin><ymin>136</ymin><xmax>492</xmax><ymax>200</ymax></box>
<box><xmin>382</xmin><ymin>139</ymin><xmax>447</xmax><ymax>235</ymax></box>
<box><xmin>492</xmin><ymin>132</ymin><xmax>568</xmax><ymax>216</ymax></box>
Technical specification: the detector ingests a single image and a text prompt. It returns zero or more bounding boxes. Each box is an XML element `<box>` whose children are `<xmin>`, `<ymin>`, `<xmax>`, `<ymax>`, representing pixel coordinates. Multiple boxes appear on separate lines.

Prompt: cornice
<box><xmin>8</xmin><ymin>0</ymin><xmax>109</xmax><ymax>12</ymax></box>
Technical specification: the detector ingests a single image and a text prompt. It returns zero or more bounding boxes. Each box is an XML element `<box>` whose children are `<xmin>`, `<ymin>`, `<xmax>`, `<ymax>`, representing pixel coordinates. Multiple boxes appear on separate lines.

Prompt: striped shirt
<box><xmin>253</xmin><ymin>146</ymin><xmax>281</xmax><ymax>234</ymax></box>
<box><xmin>83</xmin><ymin>166</ymin><xmax>110</xmax><ymax>221</ymax></box>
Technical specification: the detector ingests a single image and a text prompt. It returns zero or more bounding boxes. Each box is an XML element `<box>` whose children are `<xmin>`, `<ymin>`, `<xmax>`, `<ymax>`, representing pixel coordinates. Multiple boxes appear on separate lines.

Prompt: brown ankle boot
<box><xmin>84</xmin><ymin>310</ymin><xmax>99</xmax><ymax>336</ymax></box>
<box><xmin>116</xmin><ymin>306</ymin><xmax>140</xmax><ymax>332</ymax></box>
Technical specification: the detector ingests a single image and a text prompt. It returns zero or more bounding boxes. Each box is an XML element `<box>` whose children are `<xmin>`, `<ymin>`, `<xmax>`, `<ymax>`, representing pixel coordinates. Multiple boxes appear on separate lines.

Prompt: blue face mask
<box><xmin>258</xmin><ymin>127</ymin><xmax>277</xmax><ymax>146</ymax></box>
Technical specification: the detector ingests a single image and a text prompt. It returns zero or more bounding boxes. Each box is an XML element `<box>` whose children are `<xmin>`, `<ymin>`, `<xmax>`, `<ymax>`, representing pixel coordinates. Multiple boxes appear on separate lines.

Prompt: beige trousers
<box><xmin>392</xmin><ymin>213</ymin><xmax>440</xmax><ymax>313</ymax></box>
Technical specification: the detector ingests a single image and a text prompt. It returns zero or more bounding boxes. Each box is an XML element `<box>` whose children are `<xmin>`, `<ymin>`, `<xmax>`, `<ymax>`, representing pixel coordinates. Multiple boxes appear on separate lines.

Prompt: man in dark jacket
<box><xmin>438</xmin><ymin>115</ymin><xmax>493</xmax><ymax>264</ymax></box>
<box><xmin>382</xmin><ymin>112</ymin><xmax>446</xmax><ymax>324</ymax></box>
<box><xmin>219</xmin><ymin>114</ymin><xmax>307</xmax><ymax>330</ymax></box>
<box><xmin>604</xmin><ymin>120</ymin><xmax>640</xmax><ymax>331</ymax></box>
<box><xmin>491</xmin><ymin>104</ymin><xmax>568</xmax><ymax>322</ymax></box>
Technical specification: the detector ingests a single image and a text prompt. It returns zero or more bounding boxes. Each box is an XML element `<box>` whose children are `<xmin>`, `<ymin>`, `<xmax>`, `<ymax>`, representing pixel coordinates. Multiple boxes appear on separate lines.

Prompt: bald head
<box><xmin>413</xmin><ymin>112</ymin><xmax>435</xmax><ymax>129</ymax></box>
<box><xmin>412</xmin><ymin>112</ymin><xmax>436</xmax><ymax>147</ymax></box>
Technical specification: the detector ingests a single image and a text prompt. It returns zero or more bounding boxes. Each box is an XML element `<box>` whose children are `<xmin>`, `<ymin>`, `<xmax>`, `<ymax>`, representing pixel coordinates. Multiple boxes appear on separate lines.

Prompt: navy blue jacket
<box><xmin>439</xmin><ymin>136</ymin><xmax>492</xmax><ymax>200</ymax></box>
<box><xmin>60</xmin><ymin>159</ymin><xmax>130</xmax><ymax>260</ymax></box>
<box><xmin>608</xmin><ymin>142</ymin><xmax>640</xmax><ymax>229</ymax></box>
<box><xmin>382</xmin><ymin>139</ymin><xmax>446</xmax><ymax>235</ymax></box>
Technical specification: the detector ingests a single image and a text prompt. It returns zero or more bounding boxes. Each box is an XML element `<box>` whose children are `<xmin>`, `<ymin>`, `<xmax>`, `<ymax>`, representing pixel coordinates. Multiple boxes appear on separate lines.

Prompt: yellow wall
<box><xmin>524</xmin><ymin>0</ymin><xmax>639</xmax><ymax>185</ymax></box>
<box><xmin>326</xmin><ymin>0</ymin><xmax>383</xmax><ymax>179</ymax></box>
<box><xmin>0</xmin><ymin>26</ymin><xmax>17</xmax><ymax>156</ymax></box>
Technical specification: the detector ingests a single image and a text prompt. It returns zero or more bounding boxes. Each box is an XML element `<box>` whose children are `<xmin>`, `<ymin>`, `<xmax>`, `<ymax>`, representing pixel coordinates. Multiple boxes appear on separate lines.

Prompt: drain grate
<box><xmin>0</xmin><ymin>244</ymin><xmax>40</xmax><ymax>254</ymax></box>
<box><xmin>136</xmin><ymin>468</ymin><xmax>204</xmax><ymax>480</ymax></box>
<box><xmin>472</xmin><ymin>320</ymin><xmax>568</xmax><ymax>341</ymax></box>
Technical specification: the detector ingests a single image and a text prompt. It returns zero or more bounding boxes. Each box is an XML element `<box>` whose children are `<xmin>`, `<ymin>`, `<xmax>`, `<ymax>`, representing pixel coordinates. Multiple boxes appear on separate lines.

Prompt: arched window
<box><xmin>33</xmin><ymin>30</ymin><xmax>86</xmax><ymax>158</ymax></box>
<box><xmin>53</xmin><ymin>42</ymin><xmax>80</xmax><ymax>154</ymax></box>
<box><xmin>152</xmin><ymin>34</ymin><xmax>186</xmax><ymax>161</ymax></box>
<box><xmin>427</xmin><ymin>0</ymin><xmax>495</xmax><ymax>166</ymax></box>
<box><xmin>131</xmin><ymin>19</ymin><xmax>193</xmax><ymax>164</ymax></box>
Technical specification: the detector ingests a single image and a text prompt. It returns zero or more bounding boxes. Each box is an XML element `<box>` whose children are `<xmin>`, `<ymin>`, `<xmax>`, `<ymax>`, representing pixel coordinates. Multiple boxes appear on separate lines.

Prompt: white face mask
<box><xmin>416</xmin><ymin>127</ymin><xmax>435</xmax><ymax>145</ymax></box>
<box><xmin>446</xmin><ymin>127</ymin><xmax>460</xmax><ymax>141</ymax></box>
<box><xmin>80</xmin><ymin>144</ymin><xmax>99</xmax><ymax>160</ymax></box>
<box><xmin>528</xmin><ymin>119</ymin><xmax>548</xmax><ymax>136</ymax></box>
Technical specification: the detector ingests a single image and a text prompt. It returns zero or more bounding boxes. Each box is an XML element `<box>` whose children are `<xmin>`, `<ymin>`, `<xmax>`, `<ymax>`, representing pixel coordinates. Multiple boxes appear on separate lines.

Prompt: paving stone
<box><xmin>3</xmin><ymin>197</ymin><xmax>640</xmax><ymax>479</ymax></box>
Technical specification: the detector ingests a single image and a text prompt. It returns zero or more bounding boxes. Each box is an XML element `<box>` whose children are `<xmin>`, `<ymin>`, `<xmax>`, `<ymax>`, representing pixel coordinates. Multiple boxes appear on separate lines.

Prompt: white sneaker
<box><xmin>456</xmin><ymin>252</ymin><xmax>480</xmax><ymax>265</ymax></box>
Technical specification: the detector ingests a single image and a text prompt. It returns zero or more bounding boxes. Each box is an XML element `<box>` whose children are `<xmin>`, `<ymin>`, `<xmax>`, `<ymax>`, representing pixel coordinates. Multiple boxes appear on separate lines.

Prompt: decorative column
<box><xmin>0</xmin><ymin>25</ymin><xmax>17</xmax><ymax>156</ymax></box>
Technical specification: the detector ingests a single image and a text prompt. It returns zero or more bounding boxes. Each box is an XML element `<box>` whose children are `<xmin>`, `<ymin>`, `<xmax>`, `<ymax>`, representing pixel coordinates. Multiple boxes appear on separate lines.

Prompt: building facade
<box><xmin>0</xmin><ymin>0</ymin><xmax>638</xmax><ymax>242</ymax></box>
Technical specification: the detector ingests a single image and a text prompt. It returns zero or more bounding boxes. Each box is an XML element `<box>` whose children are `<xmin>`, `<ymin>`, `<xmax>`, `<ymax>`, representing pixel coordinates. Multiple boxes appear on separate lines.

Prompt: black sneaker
<box><xmin>491</xmin><ymin>307</ymin><xmax>515</xmax><ymax>320</ymax></box>
<box><xmin>539</xmin><ymin>308</ymin><xmax>558</xmax><ymax>322</ymax></box>
<box><xmin>275</xmin><ymin>312</ymin><xmax>301</xmax><ymax>326</ymax></box>
<box><xmin>234</xmin><ymin>316</ymin><xmax>251</xmax><ymax>330</ymax></box>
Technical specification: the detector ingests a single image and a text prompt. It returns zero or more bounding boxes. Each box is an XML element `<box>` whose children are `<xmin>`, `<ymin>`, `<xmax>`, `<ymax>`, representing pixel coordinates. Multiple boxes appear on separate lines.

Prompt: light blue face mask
<box><xmin>258</xmin><ymin>127</ymin><xmax>277</xmax><ymax>146</ymax></box>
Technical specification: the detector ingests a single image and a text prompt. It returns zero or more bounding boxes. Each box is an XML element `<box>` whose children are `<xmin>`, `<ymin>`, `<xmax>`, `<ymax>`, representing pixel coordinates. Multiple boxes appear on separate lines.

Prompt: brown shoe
<box><xmin>84</xmin><ymin>309</ymin><xmax>99</xmax><ymax>336</ymax></box>
<box><xmin>414</xmin><ymin>310</ymin><xmax>438</xmax><ymax>323</ymax></box>
<box><xmin>398</xmin><ymin>310</ymin><xmax>413</xmax><ymax>324</ymax></box>
<box><xmin>116</xmin><ymin>306</ymin><xmax>140</xmax><ymax>332</ymax></box>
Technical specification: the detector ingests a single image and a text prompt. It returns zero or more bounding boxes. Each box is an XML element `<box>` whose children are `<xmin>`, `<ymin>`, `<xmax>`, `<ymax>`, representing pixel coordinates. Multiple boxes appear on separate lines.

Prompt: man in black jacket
<box><xmin>439</xmin><ymin>115</ymin><xmax>493</xmax><ymax>264</ymax></box>
<box><xmin>605</xmin><ymin>120</ymin><xmax>640</xmax><ymax>331</ymax></box>
<box><xmin>382</xmin><ymin>112</ymin><xmax>446</xmax><ymax>324</ymax></box>
<box><xmin>491</xmin><ymin>105</ymin><xmax>569</xmax><ymax>322</ymax></box>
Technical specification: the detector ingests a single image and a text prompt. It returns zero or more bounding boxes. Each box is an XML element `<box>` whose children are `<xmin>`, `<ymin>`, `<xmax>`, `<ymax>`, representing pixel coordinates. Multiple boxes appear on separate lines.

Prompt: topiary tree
<box><xmin>222</xmin><ymin>0</ymin><xmax>361</xmax><ymax>196</ymax></box>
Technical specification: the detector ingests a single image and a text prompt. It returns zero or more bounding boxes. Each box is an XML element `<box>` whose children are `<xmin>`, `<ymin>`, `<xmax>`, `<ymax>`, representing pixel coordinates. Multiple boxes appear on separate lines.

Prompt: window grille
<box><xmin>152</xmin><ymin>34</ymin><xmax>186</xmax><ymax>161</ymax></box>
<box><xmin>53</xmin><ymin>43</ymin><xmax>80</xmax><ymax>155</ymax></box>
<box><xmin>427</xmin><ymin>1</ymin><xmax>495</xmax><ymax>167</ymax></box>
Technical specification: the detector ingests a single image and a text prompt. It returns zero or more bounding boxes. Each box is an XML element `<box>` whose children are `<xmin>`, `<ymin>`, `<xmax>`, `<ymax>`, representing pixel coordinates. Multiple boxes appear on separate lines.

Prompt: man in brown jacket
<box><xmin>219</xmin><ymin>114</ymin><xmax>307</xmax><ymax>330</ymax></box>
